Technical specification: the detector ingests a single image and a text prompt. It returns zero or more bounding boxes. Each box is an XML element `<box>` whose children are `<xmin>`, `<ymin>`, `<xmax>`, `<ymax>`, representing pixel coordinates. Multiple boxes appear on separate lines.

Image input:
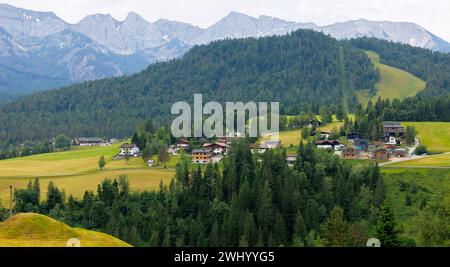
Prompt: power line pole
<box><xmin>9</xmin><ymin>185</ymin><xmax>13</xmax><ymax>216</ymax></box>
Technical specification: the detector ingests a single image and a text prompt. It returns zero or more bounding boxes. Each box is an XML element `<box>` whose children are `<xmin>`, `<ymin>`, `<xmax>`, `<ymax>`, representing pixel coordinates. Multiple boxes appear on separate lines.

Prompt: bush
<box><xmin>414</xmin><ymin>145</ymin><xmax>428</xmax><ymax>155</ymax></box>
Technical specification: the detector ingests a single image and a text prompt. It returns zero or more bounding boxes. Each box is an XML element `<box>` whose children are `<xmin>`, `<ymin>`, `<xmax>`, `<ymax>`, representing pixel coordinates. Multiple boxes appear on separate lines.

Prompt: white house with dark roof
<box><xmin>119</xmin><ymin>143</ymin><xmax>140</xmax><ymax>157</ymax></box>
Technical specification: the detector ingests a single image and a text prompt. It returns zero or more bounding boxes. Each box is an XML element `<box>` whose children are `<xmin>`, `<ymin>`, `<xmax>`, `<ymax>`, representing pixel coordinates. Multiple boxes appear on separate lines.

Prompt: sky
<box><xmin>2</xmin><ymin>0</ymin><xmax>450</xmax><ymax>41</ymax></box>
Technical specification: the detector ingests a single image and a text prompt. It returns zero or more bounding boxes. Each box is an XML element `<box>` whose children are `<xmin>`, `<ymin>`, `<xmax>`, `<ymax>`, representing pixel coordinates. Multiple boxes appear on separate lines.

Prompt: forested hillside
<box><xmin>0</xmin><ymin>30</ymin><xmax>377</xmax><ymax>143</ymax></box>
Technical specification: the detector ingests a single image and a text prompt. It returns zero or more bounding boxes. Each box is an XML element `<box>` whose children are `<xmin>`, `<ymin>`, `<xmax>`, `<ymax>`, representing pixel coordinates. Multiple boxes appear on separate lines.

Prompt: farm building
<box><xmin>176</xmin><ymin>140</ymin><xmax>190</xmax><ymax>151</ymax></box>
<box><xmin>373</xmin><ymin>148</ymin><xmax>389</xmax><ymax>161</ymax></box>
<box><xmin>74</xmin><ymin>138</ymin><xmax>108</xmax><ymax>146</ymax></box>
<box><xmin>119</xmin><ymin>143</ymin><xmax>140</xmax><ymax>157</ymax></box>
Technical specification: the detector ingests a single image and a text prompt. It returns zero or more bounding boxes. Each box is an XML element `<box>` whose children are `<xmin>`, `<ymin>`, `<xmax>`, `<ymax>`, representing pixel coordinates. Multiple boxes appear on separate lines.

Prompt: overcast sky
<box><xmin>3</xmin><ymin>0</ymin><xmax>450</xmax><ymax>41</ymax></box>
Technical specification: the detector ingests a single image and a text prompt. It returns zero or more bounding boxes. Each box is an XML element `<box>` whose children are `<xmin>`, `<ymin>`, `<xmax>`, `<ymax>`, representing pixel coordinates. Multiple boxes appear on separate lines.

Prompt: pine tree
<box><xmin>374</xmin><ymin>176</ymin><xmax>386</xmax><ymax>207</ymax></box>
<box><xmin>292</xmin><ymin>212</ymin><xmax>307</xmax><ymax>246</ymax></box>
<box><xmin>375</xmin><ymin>204</ymin><xmax>401</xmax><ymax>247</ymax></box>
<box><xmin>321</xmin><ymin>207</ymin><xmax>351</xmax><ymax>247</ymax></box>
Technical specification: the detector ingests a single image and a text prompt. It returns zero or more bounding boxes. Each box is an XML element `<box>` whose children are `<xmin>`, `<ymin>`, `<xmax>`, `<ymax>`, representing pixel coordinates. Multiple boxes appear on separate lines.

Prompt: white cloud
<box><xmin>2</xmin><ymin>0</ymin><xmax>450</xmax><ymax>41</ymax></box>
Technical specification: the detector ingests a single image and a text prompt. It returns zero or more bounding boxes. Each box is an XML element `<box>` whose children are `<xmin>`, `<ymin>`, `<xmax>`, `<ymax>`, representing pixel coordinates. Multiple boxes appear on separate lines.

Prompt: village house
<box><xmin>176</xmin><ymin>140</ymin><xmax>190</xmax><ymax>151</ymax></box>
<box><xmin>219</xmin><ymin>136</ymin><xmax>242</xmax><ymax>146</ymax></box>
<box><xmin>383</xmin><ymin>135</ymin><xmax>399</xmax><ymax>145</ymax></box>
<box><xmin>286</xmin><ymin>155</ymin><xmax>297</xmax><ymax>166</ymax></box>
<box><xmin>320</xmin><ymin>131</ymin><xmax>331</xmax><ymax>140</ymax></box>
<box><xmin>347</xmin><ymin>133</ymin><xmax>363</xmax><ymax>142</ymax></box>
<box><xmin>202</xmin><ymin>142</ymin><xmax>230</xmax><ymax>155</ymax></box>
<box><xmin>119</xmin><ymin>143</ymin><xmax>140</xmax><ymax>157</ymax></box>
<box><xmin>373</xmin><ymin>148</ymin><xmax>389</xmax><ymax>161</ymax></box>
<box><xmin>109</xmin><ymin>138</ymin><xmax>120</xmax><ymax>144</ymax></box>
<box><xmin>249</xmin><ymin>144</ymin><xmax>267</xmax><ymax>154</ymax></box>
<box><xmin>74</xmin><ymin>137</ymin><xmax>109</xmax><ymax>147</ymax></box>
<box><xmin>311</xmin><ymin>131</ymin><xmax>331</xmax><ymax>140</ymax></box>
<box><xmin>192</xmin><ymin>149</ymin><xmax>213</xmax><ymax>164</ymax></box>
<box><xmin>249</xmin><ymin>140</ymin><xmax>282</xmax><ymax>154</ymax></box>
<box><xmin>263</xmin><ymin>140</ymin><xmax>282</xmax><ymax>149</ymax></box>
<box><xmin>354</xmin><ymin>138</ymin><xmax>369</xmax><ymax>152</ymax></box>
<box><xmin>382</xmin><ymin>121</ymin><xmax>405</xmax><ymax>145</ymax></box>
<box><xmin>382</xmin><ymin>121</ymin><xmax>406</xmax><ymax>136</ymax></box>
<box><xmin>308</xmin><ymin>119</ymin><xmax>322</xmax><ymax>129</ymax></box>
<box><xmin>315</xmin><ymin>140</ymin><xmax>341</xmax><ymax>150</ymax></box>
<box><xmin>393</xmin><ymin>148</ymin><xmax>409</xmax><ymax>158</ymax></box>
<box><xmin>343</xmin><ymin>147</ymin><xmax>359</xmax><ymax>159</ymax></box>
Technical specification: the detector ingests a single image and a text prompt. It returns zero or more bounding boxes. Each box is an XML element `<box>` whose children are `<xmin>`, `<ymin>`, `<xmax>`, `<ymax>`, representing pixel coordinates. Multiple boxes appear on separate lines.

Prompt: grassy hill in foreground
<box><xmin>356</xmin><ymin>51</ymin><xmax>426</xmax><ymax>106</ymax></box>
<box><xmin>0</xmin><ymin>213</ymin><xmax>131</xmax><ymax>247</ymax></box>
<box><xmin>0</xmin><ymin>144</ymin><xmax>175</xmax><ymax>206</ymax></box>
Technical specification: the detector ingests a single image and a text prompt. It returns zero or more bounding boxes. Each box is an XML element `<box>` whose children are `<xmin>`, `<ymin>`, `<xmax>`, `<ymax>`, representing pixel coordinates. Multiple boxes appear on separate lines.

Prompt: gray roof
<box><xmin>77</xmin><ymin>137</ymin><xmax>104</xmax><ymax>142</ymax></box>
<box><xmin>382</xmin><ymin>121</ymin><xmax>402</xmax><ymax>127</ymax></box>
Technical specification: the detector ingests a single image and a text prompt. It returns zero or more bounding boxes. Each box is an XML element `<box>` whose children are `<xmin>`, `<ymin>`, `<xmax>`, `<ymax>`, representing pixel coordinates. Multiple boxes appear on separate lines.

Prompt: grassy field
<box><xmin>401</xmin><ymin>122</ymin><xmax>450</xmax><ymax>153</ymax></box>
<box><xmin>386</xmin><ymin>153</ymin><xmax>450</xmax><ymax>168</ymax></box>
<box><xmin>356</xmin><ymin>51</ymin><xmax>426</xmax><ymax>106</ymax></box>
<box><xmin>0</xmin><ymin>213</ymin><xmax>130</xmax><ymax>247</ymax></box>
<box><xmin>383</xmin><ymin>168</ymin><xmax>450</xmax><ymax>242</ymax></box>
<box><xmin>0</xmin><ymin>144</ymin><xmax>176</xmax><ymax>206</ymax></box>
<box><xmin>262</xmin><ymin>122</ymin><xmax>345</xmax><ymax>147</ymax></box>
<box><xmin>266</xmin><ymin>115</ymin><xmax>354</xmax><ymax>147</ymax></box>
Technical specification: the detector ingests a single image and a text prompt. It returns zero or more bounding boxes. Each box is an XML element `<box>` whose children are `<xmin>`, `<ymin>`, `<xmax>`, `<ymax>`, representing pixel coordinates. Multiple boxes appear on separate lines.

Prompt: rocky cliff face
<box><xmin>320</xmin><ymin>19</ymin><xmax>450</xmax><ymax>52</ymax></box>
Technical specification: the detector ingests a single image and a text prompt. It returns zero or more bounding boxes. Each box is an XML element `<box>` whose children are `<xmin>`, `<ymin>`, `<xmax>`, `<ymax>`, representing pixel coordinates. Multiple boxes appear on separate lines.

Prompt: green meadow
<box><xmin>356</xmin><ymin>51</ymin><xmax>426</xmax><ymax>106</ymax></box>
<box><xmin>0</xmin><ymin>144</ymin><xmax>175</xmax><ymax>206</ymax></box>
<box><xmin>401</xmin><ymin>122</ymin><xmax>450</xmax><ymax>153</ymax></box>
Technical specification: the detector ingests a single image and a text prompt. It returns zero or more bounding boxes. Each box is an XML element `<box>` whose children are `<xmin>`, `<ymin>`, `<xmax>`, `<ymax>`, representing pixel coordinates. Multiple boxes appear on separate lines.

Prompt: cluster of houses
<box><xmin>314</xmin><ymin>121</ymin><xmax>410</xmax><ymax>161</ymax></box>
<box><xmin>175</xmin><ymin>136</ymin><xmax>287</xmax><ymax>165</ymax></box>
<box><xmin>78</xmin><ymin>121</ymin><xmax>409</xmax><ymax>167</ymax></box>
<box><xmin>176</xmin><ymin>137</ymin><xmax>236</xmax><ymax>164</ymax></box>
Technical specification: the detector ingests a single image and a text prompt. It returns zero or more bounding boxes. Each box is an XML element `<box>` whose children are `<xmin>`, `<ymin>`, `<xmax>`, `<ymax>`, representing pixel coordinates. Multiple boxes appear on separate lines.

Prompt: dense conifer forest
<box><xmin>7</xmin><ymin>141</ymin><xmax>410</xmax><ymax>247</ymax></box>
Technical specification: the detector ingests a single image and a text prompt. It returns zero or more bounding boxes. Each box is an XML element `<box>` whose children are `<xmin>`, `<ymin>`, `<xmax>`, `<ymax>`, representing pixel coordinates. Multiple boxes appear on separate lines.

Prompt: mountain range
<box><xmin>1</xmin><ymin>3</ymin><xmax>450</xmax><ymax>99</ymax></box>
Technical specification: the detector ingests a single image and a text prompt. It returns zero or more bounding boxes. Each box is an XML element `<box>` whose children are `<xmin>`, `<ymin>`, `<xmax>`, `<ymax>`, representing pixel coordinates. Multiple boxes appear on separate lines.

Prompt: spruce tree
<box><xmin>375</xmin><ymin>204</ymin><xmax>401</xmax><ymax>247</ymax></box>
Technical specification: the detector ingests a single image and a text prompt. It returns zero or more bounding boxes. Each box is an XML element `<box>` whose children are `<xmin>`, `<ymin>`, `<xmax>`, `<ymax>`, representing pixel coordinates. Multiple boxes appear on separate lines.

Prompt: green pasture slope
<box><xmin>356</xmin><ymin>51</ymin><xmax>426</xmax><ymax>106</ymax></box>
